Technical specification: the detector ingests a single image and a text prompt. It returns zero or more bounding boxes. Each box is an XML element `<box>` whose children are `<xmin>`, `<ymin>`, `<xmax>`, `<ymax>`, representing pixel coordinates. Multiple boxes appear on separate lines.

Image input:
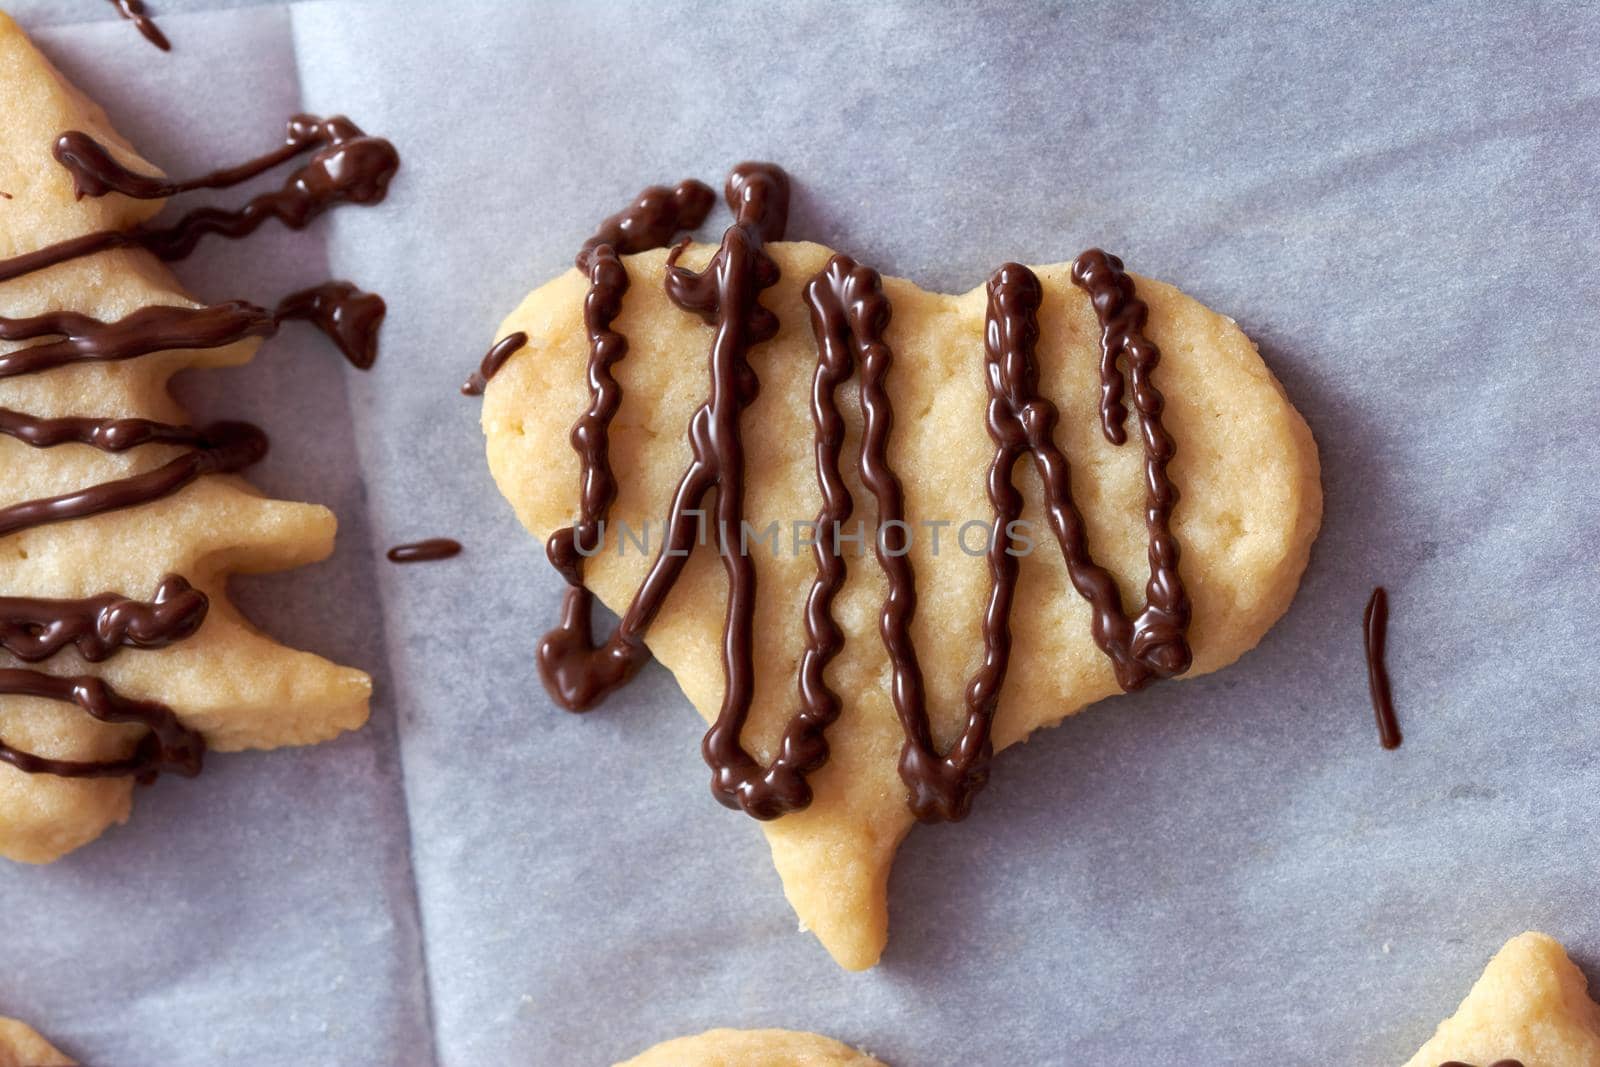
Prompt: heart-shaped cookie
<box><xmin>0</xmin><ymin>13</ymin><xmax>372</xmax><ymax>862</ymax></box>
<box><xmin>1403</xmin><ymin>933</ymin><xmax>1600</xmax><ymax>1067</ymax></box>
<box><xmin>481</xmin><ymin>166</ymin><xmax>1320</xmax><ymax>969</ymax></box>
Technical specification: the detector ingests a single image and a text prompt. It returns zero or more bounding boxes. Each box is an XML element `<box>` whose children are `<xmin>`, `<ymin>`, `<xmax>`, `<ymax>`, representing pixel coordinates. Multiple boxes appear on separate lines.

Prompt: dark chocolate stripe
<box><xmin>0</xmin><ymin>576</ymin><xmax>207</xmax><ymax>663</ymax></box>
<box><xmin>796</xmin><ymin>256</ymin><xmax>1192</xmax><ymax>822</ymax></box>
<box><xmin>533</xmin><ymin>179</ymin><xmax>717</xmax><ymax>706</ymax></box>
<box><xmin>461</xmin><ymin>332</ymin><xmax>527</xmax><ymax>396</ymax></box>
<box><xmin>0</xmin><ymin>421</ymin><xmax>267</xmax><ymax>540</ymax></box>
<box><xmin>535</xmin><ymin>164</ymin><xmax>797</xmax><ymax>818</ymax></box>
<box><xmin>1068</xmin><ymin>250</ymin><xmax>1191</xmax><ymax>687</ymax></box>
<box><xmin>0</xmin><ymin>668</ymin><xmax>202</xmax><ymax>782</ymax></box>
<box><xmin>0</xmin><ymin>302</ymin><xmax>277</xmax><ymax>379</ymax></box>
<box><xmin>54</xmin><ymin>114</ymin><xmax>330</xmax><ymax>200</ymax></box>
<box><xmin>530</xmin><ymin>165</ymin><xmax>1193</xmax><ymax>822</ymax></box>
<box><xmin>1364</xmin><ymin>586</ymin><xmax>1401</xmax><ymax>748</ymax></box>
<box><xmin>0</xmin><ymin>116</ymin><xmax>397</xmax><ymax>282</ymax></box>
<box><xmin>0</xmin><ymin>287</ymin><xmax>382</xmax><ymax>381</ymax></box>
<box><xmin>387</xmin><ymin>538</ymin><xmax>462</xmax><ymax>563</ymax></box>
<box><xmin>0</xmin><ymin>409</ymin><xmax>208</xmax><ymax>452</ymax></box>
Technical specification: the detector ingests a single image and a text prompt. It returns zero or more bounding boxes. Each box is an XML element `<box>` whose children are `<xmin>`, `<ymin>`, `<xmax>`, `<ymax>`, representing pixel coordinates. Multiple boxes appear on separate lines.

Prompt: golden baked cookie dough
<box><xmin>615</xmin><ymin>1028</ymin><xmax>882</xmax><ymax>1067</ymax></box>
<box><xmin>0</xmin><ymin>13</ymin><xmax>371</xmax><ymax>862</ymax></box>
<box><xmin>0</xmin><ymin>1017</ymin><xmax>71</xmax><ymax>1067</ymax></box>
<box><xmin>485</xmin><ymin>239</ymin><xmax>1320</xmax><ymax>970</ymax></box>
<box><xmin>1403</xmin><ymin>932</ymin><xmax>1600</xmax><ymax>1067</ymax></box>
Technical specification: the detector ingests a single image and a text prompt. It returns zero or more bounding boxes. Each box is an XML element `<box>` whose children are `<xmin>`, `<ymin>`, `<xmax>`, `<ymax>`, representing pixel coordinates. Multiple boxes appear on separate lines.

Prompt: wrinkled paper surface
<box><xmin>2</xmin><ymin>2</ymin><xmax>1598</xmax><ymax>1064</ymax></box>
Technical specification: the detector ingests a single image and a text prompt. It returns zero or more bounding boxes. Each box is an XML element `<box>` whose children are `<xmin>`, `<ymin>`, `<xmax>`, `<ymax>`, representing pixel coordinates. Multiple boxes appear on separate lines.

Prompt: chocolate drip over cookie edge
<box><xmin>1</xmin><ymin>115</ymin><xmax>398</xmax><ymax>283</ymax></box>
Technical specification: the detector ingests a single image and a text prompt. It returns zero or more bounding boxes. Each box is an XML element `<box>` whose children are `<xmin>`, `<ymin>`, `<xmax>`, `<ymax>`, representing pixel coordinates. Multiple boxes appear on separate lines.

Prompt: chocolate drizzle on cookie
<box><xmin>534</xmin><ymin>169</ymin><xmax>810</xmax><ymax>815</ymax></box>
<box><xmin>1439</xmin><ymin>1061</ymin><xmax>1525</xmax><ymax>1067</ymax></box>
<box><xmin>531</xmin><ymin>177</ymin><xmax>717</xmax><ymax>706</ymax></box>
<box><xmin>0</xmin><ymin>576</ymin><xmax>206</xmax><ymax>663</ymax></box>
<box><xmin>275</xmin><ymin>282</ymin><xmax>387</xmax><ymax>370</ymax></box>
<box><xmin>0</xmin><ymin>669</ymin><xmax>201</xmax><ymax>781</ymax></box>
<box><xmin>0</xmin><ymin>115</ymin><xmax>395</xmax><ymax>780</ymax></box>
<box><xmin>523</xmin><ymin>164</ymin><xmax>1194</xmax><ymax>821</ymax></box>
<box><xmin>0</xmin><ymin>116</ymin><xmax>398</xmax><ymax>284</ymax></box>
<box><xmin>0</xmin><ymin>420</ymin><xmax>267</xmax><ymax>539</ymax></box>
<box><xmin>107</xmin><ymin>0</ymin><xmax>171</xmax><ymax>52</ymax></box>
<box><xmin>0</xmin><ymin>287</ymin><xmax>383</xmax><ymax>380</ymax></box>
<box><xmin>461</xmin><ymin>332</ymin><xmax>527</xmax><ymax>396</ymax></box>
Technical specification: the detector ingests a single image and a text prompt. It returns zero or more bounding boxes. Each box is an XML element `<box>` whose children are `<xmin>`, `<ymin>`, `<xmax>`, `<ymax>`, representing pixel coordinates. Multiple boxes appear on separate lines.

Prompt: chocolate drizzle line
<box><xmin>0</xmin><ymin>285</ymin><xmax>386</xmax><ymax>541</ymax></box>
<box><xmin>1364</xmin><ymin>586</ymin><xmax>1401</xmax><ymax>749</ymax></box>
<box><xmin>531</xmin><ymin>177</ymin><xmax>717</xmax><ymax>702</ymax></box>
<box><xmin>0</xmin><ymin>420</ymin><xmax>267</xmax><ymax>540</ymax></box>
<box><xmin>0</xmin><ymin>669</ymin><xmax>201</xmax><ymax>782</ymax></box>
<box><xmin>0</xmin><ymin>116</ymin><xmax>398</xmax><ymax>284</ymax></box>
<box><xmin>0</xmin><ymin>576</ymin><xmax>206</xmax><ymax>663</ymax></box>
<box><xmin>1065</xmin><ymin>250</ymin><xmax>1191</xmax><ymax>688</ymax></box>
<box><xmin>531</xmin><ymin>164</ymin><xmax>1191</xmax><ymax>821</ymax></box>
<box><xmin>535</xmin><ymin>166</ymin><xmax>808</xmax><ymax>818</ymax></box>
<box><xmin>830</xmin><ymin>256</ymin><xmax>1188</xmax><ymax>822</ymax></box>
<box><xmin>108</xmin><ymin>0</ymin><xmax>171</xmax><ymax>52</ymax></box>
<box><xmin>1439</xmin><ymin>1061</ymin><xmax>1525</xmax><ymax>1067</ymax></box>
<box><xmin>387</xmin><ymin>539</ymin><xmax>462</xmax><ymax>564</ymax></box>
<box><xmin>0</xmin><ymin>287</ymin><xmax>384</xmax><ymax>381</ymax></box>
<box><xmin>0</xmin><ymin>116</ymin><xmax>393</xmax><ymax>780</ymax></box>
<box><xmin>461</xmin><ymin>332</ymin><xmax>527</xmax><ymax>396</ymax></box>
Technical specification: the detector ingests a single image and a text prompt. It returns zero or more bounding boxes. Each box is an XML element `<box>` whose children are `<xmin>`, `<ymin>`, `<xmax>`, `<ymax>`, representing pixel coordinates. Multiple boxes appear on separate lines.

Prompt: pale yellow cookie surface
<box><xmin>485</xmin><ymin>240</ymin><xmax>1320</xmax><ymax>969</ymax></box>
<box><xmin>0</xmin><ymin>1017</ymin><xmax>72</xmax><ymax>1067</ymax></box>
<box><xmin>1403</xmin><ymin>932</ymin><xmax>1600</xmax><ymax>1067</ymax></box>
<box><xmin>615</xmin><ymin>1028</ymin><xmax>882</xmax><ymax>1067</ymax></box>
<box><xmin>0</xmin><ymin>13</ymin><xmax>370</xmax><ymax>862</ymax></box>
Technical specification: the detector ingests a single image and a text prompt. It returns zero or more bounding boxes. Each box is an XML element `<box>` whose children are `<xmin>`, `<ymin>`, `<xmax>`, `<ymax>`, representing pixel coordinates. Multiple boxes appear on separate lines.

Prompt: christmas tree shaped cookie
<box><xmin>1404</xmin><ymin>932</ymin><xmax>1600</xmax><ymax>1067</ymax></box>
<box><xmin>0</xmin><ymin>13</ymin><xmax>376</xmax><ymax>861</ymax></box>
<box><xmin>480</xmin><ymin>164</ymin><xmax>1321</xmax><ymax>968</ymax></box>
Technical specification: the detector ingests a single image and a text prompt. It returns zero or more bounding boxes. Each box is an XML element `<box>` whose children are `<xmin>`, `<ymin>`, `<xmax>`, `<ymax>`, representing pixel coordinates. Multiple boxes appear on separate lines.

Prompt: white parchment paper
<box><xmin>2</xmin><ymin>2</ymin><xmax>1598</xmax><ymax>1065</ymax></box>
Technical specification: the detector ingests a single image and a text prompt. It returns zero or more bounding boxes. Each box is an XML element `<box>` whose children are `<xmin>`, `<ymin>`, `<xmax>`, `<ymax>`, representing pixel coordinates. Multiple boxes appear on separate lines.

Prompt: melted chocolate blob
<box><xmin>1</xmin><ymin>116</ymin><xmax>398</xmax><ymax>282</ymax></box>
<box><xmin>1364</xmin><ymin>586</ymin><xmax>1401</xmax><ymax>749</ymax></box>
<box><xmin>387</xmin><ymin>539</ymin><xmax>462</xmax><ymax>563</ymax></box>
<box><xmin>529</xmin><ymin>166</ymin><xmax>1192</xmax><ymax>821</ymax></box>
<box><xmin>276</xmin><ymin>282</ymin><xmax>386</xmax><ymax>369</ymax></box>
<box><xmin>0</xmin><ymin>669</ymin><xmax>202</xmax><ymax>782</ymax></box>
<box><xmin>0</xmin><ymin>576</ymin><xmax>207</xmax><ymax>663</ymax></box>
<box><xmin>108</xmin><ymin>0</ymin><xmax>170</xmax><ymax>52</ymax></box>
